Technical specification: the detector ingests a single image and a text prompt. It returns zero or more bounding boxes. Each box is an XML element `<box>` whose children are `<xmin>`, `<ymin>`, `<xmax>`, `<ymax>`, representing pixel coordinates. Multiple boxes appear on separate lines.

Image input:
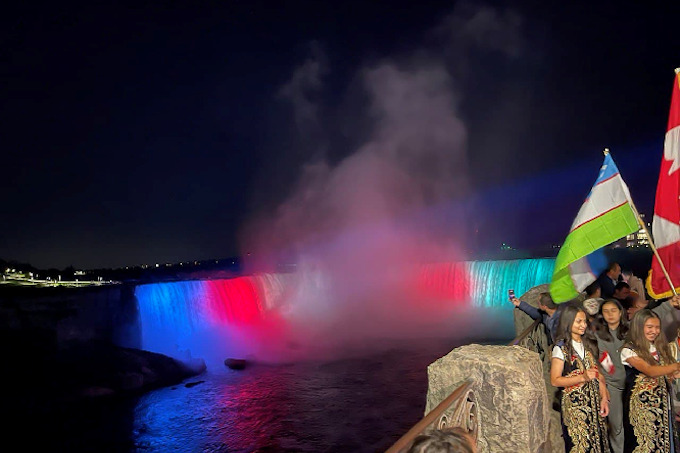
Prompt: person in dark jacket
<box><xmin>596</xmin><ymin>262</ymin><xmax>621</xmax><ymax>299</ymax></box>
<box><xmin>511</xmin><ymin>291</ymin><xmax>561</xmax><ymax>343</ymax></box>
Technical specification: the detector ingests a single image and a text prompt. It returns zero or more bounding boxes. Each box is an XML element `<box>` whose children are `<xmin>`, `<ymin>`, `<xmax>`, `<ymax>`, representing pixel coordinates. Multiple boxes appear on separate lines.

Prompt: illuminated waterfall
<box><xmin>135</xmin><ymin>258</ymin><xmax>556</xmax><ymax>362</ymax></box>
<box><xmin>467</xmin><ymin>258</ymin><xmax>555</xmax><ymax>307</ymax></box>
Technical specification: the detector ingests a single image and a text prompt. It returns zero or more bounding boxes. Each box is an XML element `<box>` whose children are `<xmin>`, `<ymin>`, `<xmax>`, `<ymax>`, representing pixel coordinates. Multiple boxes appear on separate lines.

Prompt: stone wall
<box><xmin>424</xmin><ymin>344</ymin><xmax>552</xmax><ymax>452</ymax></box>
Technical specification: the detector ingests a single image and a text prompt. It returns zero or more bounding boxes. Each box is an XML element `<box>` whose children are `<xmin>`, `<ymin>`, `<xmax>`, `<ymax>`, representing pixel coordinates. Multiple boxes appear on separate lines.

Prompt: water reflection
<box><xmin>17</xmin><ymin>337</ymin><xmax>503</xmax><ymax>452</ymax></box>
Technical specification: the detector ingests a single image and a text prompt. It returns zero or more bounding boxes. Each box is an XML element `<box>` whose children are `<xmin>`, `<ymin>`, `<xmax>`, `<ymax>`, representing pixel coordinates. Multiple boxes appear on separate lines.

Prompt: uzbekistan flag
<box><xmin>550</xmin><ymin>153</ymin><xmax>639</xmax><ymax>303</ymax></box>
<box><xmin>647</xmin><ymin>69</ymin><xmax>680</xmax><ymax>299</ymax></box>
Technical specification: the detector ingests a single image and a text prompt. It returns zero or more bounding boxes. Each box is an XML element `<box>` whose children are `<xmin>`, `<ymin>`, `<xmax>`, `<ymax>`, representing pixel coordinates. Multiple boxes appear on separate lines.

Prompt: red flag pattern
<box><xmin>647</xmin><ymin>70</ymin><xmax>680</xmax><ymax>299</ymax></box>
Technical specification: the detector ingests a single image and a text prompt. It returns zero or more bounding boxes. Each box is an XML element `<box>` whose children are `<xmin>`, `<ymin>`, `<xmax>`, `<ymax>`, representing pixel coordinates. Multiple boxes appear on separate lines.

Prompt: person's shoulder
<box><xmin>621</xmin><ymin>342</ymin><xmax>635</xmax><ymax>352</ymax></box>
<box><xmin>596</xmin><ymin>273</ymin><xmax>612</xmax><ymax>283</ymax></box>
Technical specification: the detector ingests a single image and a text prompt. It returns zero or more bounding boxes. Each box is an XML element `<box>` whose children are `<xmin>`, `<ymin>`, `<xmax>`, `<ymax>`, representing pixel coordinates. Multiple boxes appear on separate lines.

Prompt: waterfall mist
<box><xmin>232</xmin><ymin>3</ymin><xmax>526</xmax><ymax>362</ymax></box>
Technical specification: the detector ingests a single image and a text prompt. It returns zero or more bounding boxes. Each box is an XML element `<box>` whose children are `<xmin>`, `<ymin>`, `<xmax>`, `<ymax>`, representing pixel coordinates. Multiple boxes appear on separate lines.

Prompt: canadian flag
<box><xmin>647</xmin><ymin>69</ymin><xmax>680</xmax><ymax>299</ymax></box>
<box><xmin>599</xmin><ymin>351</ymin><xmax>615</xmax><ymax>375</ymax></box>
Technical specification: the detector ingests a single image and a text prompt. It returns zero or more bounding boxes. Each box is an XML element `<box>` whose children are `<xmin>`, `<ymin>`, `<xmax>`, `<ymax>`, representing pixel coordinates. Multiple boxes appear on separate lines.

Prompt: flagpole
<box><xmin>604</xmin><ymin>148</ymin><xmax>679</xmax><ymax>296</ymax></box>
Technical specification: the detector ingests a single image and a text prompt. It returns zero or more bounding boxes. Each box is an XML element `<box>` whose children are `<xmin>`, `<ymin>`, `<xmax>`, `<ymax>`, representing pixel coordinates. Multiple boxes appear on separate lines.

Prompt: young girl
<box><xmin>594</xmin><ymin>299</ymin><xmax>629</xmax><ymax>453</ymax></box>
<box><xmin>550</xmin><ymin>304</ymin><xmax>610</xmax><ymax>452</ymax></box>
<box><xmin>620</xmin><ymin>308</ymin><xmax>680</xmax><ymax>452</ymax></box>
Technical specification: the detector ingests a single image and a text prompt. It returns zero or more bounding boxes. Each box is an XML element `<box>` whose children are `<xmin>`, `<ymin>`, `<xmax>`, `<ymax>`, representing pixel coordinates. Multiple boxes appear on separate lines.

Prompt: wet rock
<box><xmin>225</xmin><ymin>358</ymin><xmax>247</xmax><ymax>370</ymax></box>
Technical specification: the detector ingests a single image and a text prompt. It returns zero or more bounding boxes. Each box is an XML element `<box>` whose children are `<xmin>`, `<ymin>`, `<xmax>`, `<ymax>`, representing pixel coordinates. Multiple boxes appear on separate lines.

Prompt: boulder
<box><xmin>224</xmin><ymin>358</ymin><xmax>247</xmax><ymax>370</ymax></box>
<box><xmin>424</xmin><ymin>344</ymin><xmax>552</xmax><ymax>453</ymax></box>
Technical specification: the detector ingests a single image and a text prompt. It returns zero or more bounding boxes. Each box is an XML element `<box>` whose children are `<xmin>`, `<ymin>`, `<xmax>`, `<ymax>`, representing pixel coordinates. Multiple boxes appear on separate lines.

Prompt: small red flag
<box><xmin>599</xmin><ymin>351</ymin><xmax>615</xmax><ymax>375</ymax></box>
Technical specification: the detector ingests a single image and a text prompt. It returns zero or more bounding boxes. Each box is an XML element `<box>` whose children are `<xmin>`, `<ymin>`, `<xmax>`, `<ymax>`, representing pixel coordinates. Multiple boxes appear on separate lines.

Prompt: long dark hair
<box><xmin>625</xmin><ymin>309</ymin><xmax>675</xmax><ymax>366</ymax></box>
<box><xmin>554</xmin><ymin>304</ymin><xmax>599</xmax><ymax>360</ymax></box>
<box><xmin>595</xmin><ymin>298</ymin><xmax>629</xmax><ymax>342</ymax></box>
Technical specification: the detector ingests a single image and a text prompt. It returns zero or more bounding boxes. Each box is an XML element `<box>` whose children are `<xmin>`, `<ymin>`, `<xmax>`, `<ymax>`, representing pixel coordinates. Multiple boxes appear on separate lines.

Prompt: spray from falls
<box><xmin>139</xmin><ymin>3</ymin><xmax>528</xmax><ymax>366</ymax></box>
<box><xmin>135</xmin><ymin>258</ymin><xmax>554</xmax><ymax>366</ymax></box>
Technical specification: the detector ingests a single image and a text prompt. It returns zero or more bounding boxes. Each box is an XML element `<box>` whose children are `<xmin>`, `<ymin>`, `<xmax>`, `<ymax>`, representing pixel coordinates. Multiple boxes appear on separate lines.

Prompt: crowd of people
<box><xmin>511</xmin><ymin>261</ymin><xmax>680</xmax><ymax>453</ymax></box>
<box><xmin>402</xmin><ymin>262</ymin><xmax>680</xmax><ymax>453</ymax></box>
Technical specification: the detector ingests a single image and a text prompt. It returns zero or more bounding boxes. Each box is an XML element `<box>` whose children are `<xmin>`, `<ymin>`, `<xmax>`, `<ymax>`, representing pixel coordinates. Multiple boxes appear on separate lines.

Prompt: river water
<box><xmin>18</xmin><ymin>336</ymin><xmax>505</xmax><ymax>453</ymax></box>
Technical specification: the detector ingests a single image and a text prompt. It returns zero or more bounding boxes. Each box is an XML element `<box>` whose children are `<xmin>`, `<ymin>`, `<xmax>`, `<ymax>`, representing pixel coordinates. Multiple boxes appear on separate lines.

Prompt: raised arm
<box><xmin>516</xmin><ymin>300</ymin><xmax>541</xmax><ymax>320</ymax></box>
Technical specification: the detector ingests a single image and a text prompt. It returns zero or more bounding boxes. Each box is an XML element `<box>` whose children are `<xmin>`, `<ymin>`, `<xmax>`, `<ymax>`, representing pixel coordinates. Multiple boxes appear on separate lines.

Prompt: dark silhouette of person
<box><xmin>596</xmin><ymin>262</ymin><xmax>621</xmax><ymax>299</ymax></box>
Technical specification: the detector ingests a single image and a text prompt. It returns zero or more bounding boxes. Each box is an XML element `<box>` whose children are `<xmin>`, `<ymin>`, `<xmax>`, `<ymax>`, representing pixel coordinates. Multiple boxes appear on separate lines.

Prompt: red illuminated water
<box><xmin>135</xmin><ymin>259</ymin><xmax>553</xmax><ymax>365</ymax></box>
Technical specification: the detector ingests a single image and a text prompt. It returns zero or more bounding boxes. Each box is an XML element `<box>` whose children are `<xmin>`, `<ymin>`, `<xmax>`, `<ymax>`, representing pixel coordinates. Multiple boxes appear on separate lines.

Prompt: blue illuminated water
<box><xmin>19</xmin><ymin>336</ymin><xmax>503</xmax><ymax>452</ymax></box>
<box><xmin>466</xmin><ymin>258</ymin><xmax>555</xmax><ymax>307</ymax></box>
<box><xmin>134</xmin><ymin>259</ymin><xmax>555</xmax><ymax>366</ymax></box>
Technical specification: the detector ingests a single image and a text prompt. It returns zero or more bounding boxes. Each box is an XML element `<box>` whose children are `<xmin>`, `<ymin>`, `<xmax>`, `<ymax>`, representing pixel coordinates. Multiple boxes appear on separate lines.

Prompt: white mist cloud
<box><xmin>276</xmin><ymin>41</ymin><xmax>327</xmax><ymax>134</ymax></box>
<box><xmin>241</xmin><ymin>3</ymin><xmax>524</xmax><ymax>360</ymax></box>
<box><xmin>434</xmin><ymin>1</ymin><xmax>523</xmax><ymax>59</ymax></box>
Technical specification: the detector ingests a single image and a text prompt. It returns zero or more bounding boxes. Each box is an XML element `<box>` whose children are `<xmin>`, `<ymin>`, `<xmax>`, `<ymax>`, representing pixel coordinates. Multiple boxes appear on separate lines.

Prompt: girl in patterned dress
<box><xmin>550</xmin><ymin>304</ymin><xmax>610</xmax><ymax>452</ymax></box>
<box><xmin>621</xmin><ymin>309</ymin><xmax>680</xmax><ymax>453</ymax></box>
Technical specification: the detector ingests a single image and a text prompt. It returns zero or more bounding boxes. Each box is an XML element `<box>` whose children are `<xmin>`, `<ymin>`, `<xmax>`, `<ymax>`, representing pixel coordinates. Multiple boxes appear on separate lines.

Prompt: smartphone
<box><xmin>508</xmin><ymin>289</ymin><xmax>516</xmax><ymax>300</ymax></box>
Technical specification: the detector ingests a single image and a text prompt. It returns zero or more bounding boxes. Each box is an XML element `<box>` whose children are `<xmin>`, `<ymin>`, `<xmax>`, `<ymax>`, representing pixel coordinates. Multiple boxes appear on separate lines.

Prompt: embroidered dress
<box><xmin>554</xmin><ymin>341</ymin><xmax>610</xmax><ymax>453</ymax></box>
<box><xmin>622</xmin><ymin>344</ymin><xmax>680</xmax><ymax>453</ymax></box>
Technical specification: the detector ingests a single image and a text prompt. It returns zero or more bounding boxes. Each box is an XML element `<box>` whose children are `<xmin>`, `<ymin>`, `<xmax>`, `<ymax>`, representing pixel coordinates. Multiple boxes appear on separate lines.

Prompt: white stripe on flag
<box><xmin>571</xmin><ymin>174</ymin><xmax>632</xmax><ymax>231</ymax></box>
<box><xmin>653</xmin><ymin>214</ymin><xmax>680</xmax><ymax>249</ymax></box>
<box><xmin>664</xmin><ymin>125</ymin><xmax>680</xmax><ymax>175</ymax></box>
<box><xmin>568</xmin><ymin>256</ymin><xmax>597</xmax><ymax>293</ymax></box>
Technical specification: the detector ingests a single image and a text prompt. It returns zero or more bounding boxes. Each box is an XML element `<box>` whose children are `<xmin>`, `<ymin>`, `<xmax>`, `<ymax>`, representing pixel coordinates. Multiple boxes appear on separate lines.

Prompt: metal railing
<box><xmin>509</xmin><ymin>318</ymin><xmax>542</xmax><ymax>345</ymax></box>
<box><xmin>511</xmin><ymin>317</ymin><xmax>552</xmax><ymax>370</ymax></box>
<box><xmin>385</xmin><ymin>379</ymin><xmax>478</xmax><ymax>453</ymax></box>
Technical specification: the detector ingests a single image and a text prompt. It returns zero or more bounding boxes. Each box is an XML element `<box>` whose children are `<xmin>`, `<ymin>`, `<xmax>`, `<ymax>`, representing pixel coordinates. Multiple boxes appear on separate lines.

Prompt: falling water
<box><xmin>467</xmin><ymin>258</ymin><xmax>556</xmax><ymax>307</ymax></box>
<box><xmin>135</xmin><ymin>258</ymin><xmax>555</xmax><ymax>365</ymax></box>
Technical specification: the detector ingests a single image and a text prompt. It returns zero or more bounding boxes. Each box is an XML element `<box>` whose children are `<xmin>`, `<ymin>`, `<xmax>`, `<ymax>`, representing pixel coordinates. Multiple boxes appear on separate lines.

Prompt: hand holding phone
<box><xmin>508</xmin><ymin>289</ymin><xmax>520</xmax><ymax>306</ymax></box>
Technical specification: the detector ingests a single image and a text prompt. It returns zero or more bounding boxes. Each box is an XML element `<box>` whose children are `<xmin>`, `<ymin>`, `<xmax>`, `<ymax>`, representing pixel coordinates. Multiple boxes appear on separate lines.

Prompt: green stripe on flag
<box><xmin>550</xmin><ymin>203</ymin><xmax>638</xmax><ymax>303</ymax></box>
<box><xmin>550</xmin><ymin>263</ymin><xmax>579</xmax><ymax>303</ymax></box>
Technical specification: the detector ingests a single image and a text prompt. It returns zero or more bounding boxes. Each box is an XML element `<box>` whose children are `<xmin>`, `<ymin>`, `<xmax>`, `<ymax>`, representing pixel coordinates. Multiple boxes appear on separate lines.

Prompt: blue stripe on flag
<box><xmin>585</xmin><ymin>154</ymin><xmax>620</xmax><ymax>200</ymax></box>
<box><xmin>595</xmin><ymin>154</ymin><xmax>620</xmax><ymax>184</ymax></box>
<box><xmin>586</xmin><ymin>249</ymin><xmax>608</xmax><ymax>281</ymax></box>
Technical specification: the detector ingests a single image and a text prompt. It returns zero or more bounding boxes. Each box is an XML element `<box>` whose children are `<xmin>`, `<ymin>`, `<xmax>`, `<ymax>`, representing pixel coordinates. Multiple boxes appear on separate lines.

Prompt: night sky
<box><xmin>2</xmin><ymin>1</ymin><xmax>679</xmax><ymax>270</ymax></box>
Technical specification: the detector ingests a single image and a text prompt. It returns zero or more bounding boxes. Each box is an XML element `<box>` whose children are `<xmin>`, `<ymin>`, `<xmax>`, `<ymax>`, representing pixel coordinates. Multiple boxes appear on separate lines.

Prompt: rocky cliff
<box><xmin>0</xmin><ymin>284</ymin><xmax>205</xmax><ymax>407</ymax></box>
